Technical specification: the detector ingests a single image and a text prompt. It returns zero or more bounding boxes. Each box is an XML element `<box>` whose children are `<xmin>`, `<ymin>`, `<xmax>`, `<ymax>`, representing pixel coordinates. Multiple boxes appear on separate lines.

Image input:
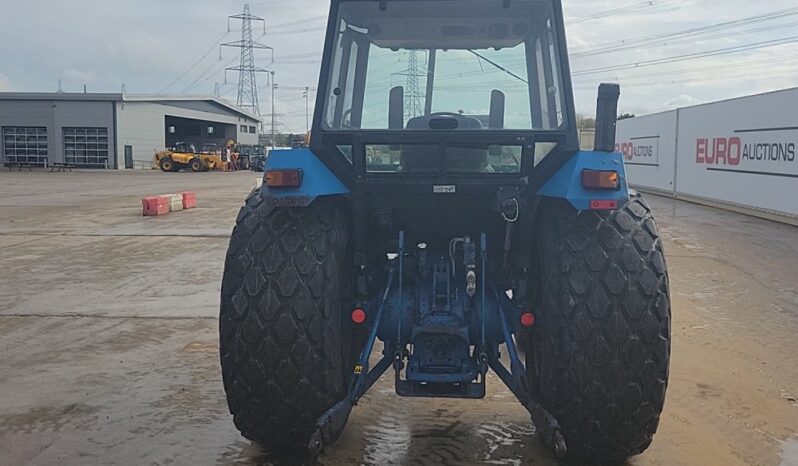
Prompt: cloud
<box><xmin>664</xmin><ymin>94</ymin><xmax>702</xmax><ymax>108</ymax></box>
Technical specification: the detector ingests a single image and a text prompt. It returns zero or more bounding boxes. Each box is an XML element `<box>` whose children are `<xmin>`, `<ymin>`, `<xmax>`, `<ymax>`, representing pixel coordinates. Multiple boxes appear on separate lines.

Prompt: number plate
<box><xmin>433</xmin><ymin>185</ymin><xmax>456</xmax><ymax>194</ymax></box>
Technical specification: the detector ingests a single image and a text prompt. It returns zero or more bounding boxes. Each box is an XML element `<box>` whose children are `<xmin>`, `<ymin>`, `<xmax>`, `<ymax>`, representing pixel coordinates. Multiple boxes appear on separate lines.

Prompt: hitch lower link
<box><xmin>308</xmin><ymin>265</ymin><xmax>396</xmax><ymax>457</ymax></box>
<box><xmin>489</xmin><ymin>291</ymin><xmax>568</xmax><ymax>458</ymax></box>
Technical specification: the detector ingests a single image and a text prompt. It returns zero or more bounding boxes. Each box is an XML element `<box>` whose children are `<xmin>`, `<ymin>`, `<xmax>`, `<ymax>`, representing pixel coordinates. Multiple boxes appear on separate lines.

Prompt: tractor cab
<box><xmin>172</xmin><ymin>142</ymin><xmax>198</xmax><ymax>154</ymax></box>
<box><xmin>311</xmin><ymin>0</ymin><xmax>579</xmax><ymax>189</ymax></box>
<box><xmin>201</xmin><ymin>142</ymin><xmax>220</xmax><ymax>155</ymax></box>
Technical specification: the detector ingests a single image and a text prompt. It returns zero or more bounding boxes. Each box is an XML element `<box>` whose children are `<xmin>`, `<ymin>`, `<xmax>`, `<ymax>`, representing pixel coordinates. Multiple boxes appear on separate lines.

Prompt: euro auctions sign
<box><xmin>695</xmin><ymin>127</ymin><xmax>798</xmax><ymax>178</ymax></box>
<box><xmin>616</xmin><ymin>136</ymin><xmax>659</xmax><ymax>167</ymax></box>
<box><xmin>616</xmin><ymin>90</ymin><xmax>798</xmax><ymax>218</ymax></box>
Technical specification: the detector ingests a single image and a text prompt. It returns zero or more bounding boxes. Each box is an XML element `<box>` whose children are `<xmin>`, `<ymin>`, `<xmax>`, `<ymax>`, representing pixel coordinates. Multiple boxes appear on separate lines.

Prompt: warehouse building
<box><xmin>0</xmin><ymin>93</ymin><xmax>261</xmax><ymax>169</ymax></box>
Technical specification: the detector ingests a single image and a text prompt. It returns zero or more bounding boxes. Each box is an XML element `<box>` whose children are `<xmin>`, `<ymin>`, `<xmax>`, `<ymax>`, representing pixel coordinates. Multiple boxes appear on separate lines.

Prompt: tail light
<box><xmin>351</xmin><ymin>308</ymin><xmax>367</xmax><ymax>325</ymax></box>
<box><xmin>520</xmin><ymin>312</ymin><xmax>535</xmax><ymax>328</ymax></box>
<box><xmin>265</xmin><ymin>169</ymin><xmax>302</xmax><ymax>188</ymax></box>
<box><xmin>582</xmin><ymin>169</ymin><xmax>620</xmax><ymax>190</ymax></box>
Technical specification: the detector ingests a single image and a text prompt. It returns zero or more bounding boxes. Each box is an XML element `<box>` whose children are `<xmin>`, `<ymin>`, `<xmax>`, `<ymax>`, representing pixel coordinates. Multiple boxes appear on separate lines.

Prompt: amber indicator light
<box><xmin>265</xmin><ymin>169</ymin><xmax>302</xmax><ymax>188</ymax></box>
<box><xmin>582</xmin><ymin>170</ymin><xmax>620</xmax><ymax>190</ymax></box>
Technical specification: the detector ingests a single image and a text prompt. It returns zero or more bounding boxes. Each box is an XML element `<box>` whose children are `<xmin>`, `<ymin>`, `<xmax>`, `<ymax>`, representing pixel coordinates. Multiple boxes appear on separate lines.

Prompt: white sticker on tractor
<box><xmin>433</xmin><ymin>185</ymin><xmax>456</xmax><ymax>194</ymax></box>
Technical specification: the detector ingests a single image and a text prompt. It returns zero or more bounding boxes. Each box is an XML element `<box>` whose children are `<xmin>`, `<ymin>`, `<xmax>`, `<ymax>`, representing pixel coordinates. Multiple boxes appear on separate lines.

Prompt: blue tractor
<box><xmin>220</xmin><ymin>0</ymin><xmax>670</xmax><ymax>461</ymax></box>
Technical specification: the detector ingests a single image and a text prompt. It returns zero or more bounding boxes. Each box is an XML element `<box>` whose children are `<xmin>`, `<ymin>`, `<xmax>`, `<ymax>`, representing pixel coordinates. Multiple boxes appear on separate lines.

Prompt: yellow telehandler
<box><xmin>154</xmin><ymin>142</ymin><xmax>223</xmax><ymax>172</ymax></box>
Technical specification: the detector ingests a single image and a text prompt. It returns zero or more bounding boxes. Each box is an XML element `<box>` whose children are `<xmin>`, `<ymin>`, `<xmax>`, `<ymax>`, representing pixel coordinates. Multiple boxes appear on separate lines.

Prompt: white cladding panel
<box><xmin>616</xmin><ymin>111</ymin><xmax>678</xmax><ymax>193</ymax></box>
<box><xmin>115</xmin><ymin>102</ymin><xmax>165</xmax><ymax>167</ymax></box>
<box><xmin>616</xmin><ymin>88</ymin><xmax>798</xmax><ymax>219</ymax></box>
<box><xmin>675</xmin><ymin>89</ymin><xmax>798</xmax><ymax>216</ymax></box>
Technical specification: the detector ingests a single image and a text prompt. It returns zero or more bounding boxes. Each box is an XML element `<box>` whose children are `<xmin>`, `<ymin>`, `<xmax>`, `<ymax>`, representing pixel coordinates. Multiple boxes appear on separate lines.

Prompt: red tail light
<box><xmin>351</xmin><ymin>308</ymin><xmax>367</xmax><ymax>325</ymax></box>
<box><xmin>520</xmin><ymin>312</ymin><xmax>535</xmax><ymax>328</ymax></box>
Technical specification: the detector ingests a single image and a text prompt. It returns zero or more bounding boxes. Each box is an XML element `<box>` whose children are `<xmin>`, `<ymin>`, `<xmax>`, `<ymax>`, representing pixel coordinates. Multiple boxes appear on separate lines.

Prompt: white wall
<box><xmin>676</xmin><ymin>90</ymin><xmax>798</xmax><ymax>217</ymax></box>
<box><xmin>616</xmin><ymin>110</ymin><xmax>678</xmax><ymax>194</ymax></box>
<box><xmin>617</xmin><ymin>88</ymin><xmax>798</xmax><ymax>220</ymax></box>
<box><xmin>115</xmin><ymin>102</ymin><xmax>165</xmax><ymax>168</ymax></box>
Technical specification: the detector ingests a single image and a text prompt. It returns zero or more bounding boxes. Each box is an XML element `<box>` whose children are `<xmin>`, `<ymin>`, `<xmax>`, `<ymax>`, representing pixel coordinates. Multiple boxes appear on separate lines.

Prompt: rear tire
<box><xmin>219</xmin><ymin>191</ymin><xmax>353</xmax><ymax>451</ymax></box>
<box><xmin>530</xmin><ymin>191</ymin><xmax>671</xmax><ymax>461</ymax></box>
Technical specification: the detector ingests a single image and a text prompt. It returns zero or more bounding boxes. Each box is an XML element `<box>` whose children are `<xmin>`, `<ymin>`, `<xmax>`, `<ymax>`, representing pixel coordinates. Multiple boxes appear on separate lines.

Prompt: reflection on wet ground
<box><xmin>317</xmin><ymin>359</ymin><xmax>549</xmax><ymax>466</ymax></box>
<box><xmin>216</xmin><ymin>351</ymin><xmax>552</xmax><ymax>466</ymax></box>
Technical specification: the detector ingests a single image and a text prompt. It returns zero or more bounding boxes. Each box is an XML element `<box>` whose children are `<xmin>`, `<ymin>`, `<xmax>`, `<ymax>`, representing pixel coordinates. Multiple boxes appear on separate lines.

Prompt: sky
<box><xmin>1</xmin><ymin>0</ymin><xmax>798</xmax><ymax>133</ymax></box>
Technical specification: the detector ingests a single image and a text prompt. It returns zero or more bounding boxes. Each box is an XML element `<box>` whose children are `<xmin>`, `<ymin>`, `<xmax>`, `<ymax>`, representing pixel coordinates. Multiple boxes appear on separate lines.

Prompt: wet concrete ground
<box><xmin>0</xmin><ymin>170</ymin><xmax>796</xmax><ymax>466</ymax></box>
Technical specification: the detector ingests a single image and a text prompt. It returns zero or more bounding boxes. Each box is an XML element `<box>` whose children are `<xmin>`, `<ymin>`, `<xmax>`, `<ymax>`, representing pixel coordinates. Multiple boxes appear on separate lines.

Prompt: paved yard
<box><xmin>0</xmin><ymin>170</ymin><xmax>796</xmax><ymax>465</ymax></box>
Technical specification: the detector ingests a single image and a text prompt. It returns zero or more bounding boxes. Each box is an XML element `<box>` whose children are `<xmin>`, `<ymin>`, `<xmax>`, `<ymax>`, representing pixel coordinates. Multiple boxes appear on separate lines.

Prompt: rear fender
<box><xmin>262</xmin><ymin>149</ymin><xmax>350</xmax><ymax>207</ymax></box>
<box><xmin>537</xmin><ymin>151</ymin><xmax>629</xmax><ymax>211</ymax></box>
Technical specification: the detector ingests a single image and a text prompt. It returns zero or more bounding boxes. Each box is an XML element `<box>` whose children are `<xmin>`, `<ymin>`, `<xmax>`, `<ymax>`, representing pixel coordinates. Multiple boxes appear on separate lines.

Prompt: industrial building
<box><xmin>0</xmin><ymin>93</ymin><xmax>261</xmax><ymax>169</ymax></box>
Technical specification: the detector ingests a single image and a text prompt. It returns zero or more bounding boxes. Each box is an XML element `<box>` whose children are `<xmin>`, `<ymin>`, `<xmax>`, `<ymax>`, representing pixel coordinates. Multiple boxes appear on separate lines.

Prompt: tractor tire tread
<box><xmin>536</xmin><ymin>191</ymin><xmax>671</xmax><ymax>461</ymax></box>
<box><xmin>219</xmin><ymin>189</ymin><xmax>349</xmax><ymax>450</ymax></box>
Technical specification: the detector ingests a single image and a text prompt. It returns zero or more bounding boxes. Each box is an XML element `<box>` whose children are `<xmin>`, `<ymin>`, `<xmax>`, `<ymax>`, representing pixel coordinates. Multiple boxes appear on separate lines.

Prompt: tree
<box><xmin>576</xmin><ymin>114</ymin><xmax>596</xmax><ymax>129</ymax></box>
<box><xmin>617</xmin><ymin>113</ymin><xmax>636</xmax><ymax>120</ymax></box>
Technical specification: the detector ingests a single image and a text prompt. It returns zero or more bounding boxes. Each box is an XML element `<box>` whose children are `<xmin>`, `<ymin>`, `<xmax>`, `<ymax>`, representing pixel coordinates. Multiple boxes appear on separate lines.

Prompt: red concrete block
<box><xmin>142</xmin><ymin>196</ymin><xmax>170</xmax><ymax>216</ymax></box>
<box><xmin>181</xmin><ymin>192</ymin><xmax>197</xmax><ymax>209</ymax></box>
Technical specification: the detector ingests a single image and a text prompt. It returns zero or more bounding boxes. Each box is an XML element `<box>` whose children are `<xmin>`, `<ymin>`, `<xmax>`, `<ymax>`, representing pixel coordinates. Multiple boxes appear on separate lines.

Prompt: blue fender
<box><xmin>537</xmin><ymin>151</ymin><xmax>630</xmax><ymax>211</ymax></box>
<box><xmin>261</xmin><ymin>148</ymin><xmax>350</xmax><ymax>207</ymax></box>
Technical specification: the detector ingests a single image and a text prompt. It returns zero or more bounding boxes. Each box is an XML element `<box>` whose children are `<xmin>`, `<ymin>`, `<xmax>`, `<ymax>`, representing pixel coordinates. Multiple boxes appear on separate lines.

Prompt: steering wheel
<box><xmin>429</xmin><ymin>112</ymin><xmax>463</xmax><ymax>118</ymax></box>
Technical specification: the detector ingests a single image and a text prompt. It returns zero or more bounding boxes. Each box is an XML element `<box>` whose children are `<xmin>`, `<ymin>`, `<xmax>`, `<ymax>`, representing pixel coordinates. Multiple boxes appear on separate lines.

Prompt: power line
<box><xmin>424</xmin><ymin>8</ymin><xmax>798</xmax><ymax>83</ymax></box>
<box><xmin>474</xmin><ymin>38</ymin><xmax>798</xmax><ymax>88</ymax></box>
<box><xmin>159</xmin><ymin>30</ymin><xmax>229</xmax><ymax>94</ymax></box>
<box><xmin>183</xmin><ymin>54</ymin><xmax>240</xmax><ymax>93</ymax></box>
<box><xmin>279</xmin><ymin>86</ymin><xmax>317</xmax><ymax>91</ymax></box>
<box><xmin>572</xmin><ymin>64</ymin><xmax>798</xmax><ymax>92</ymax></box>
<box><xmin>567</xmin><ymin>0</ymin><xmax>679</xmax><ymax>24</ymax></box>
<box><xmin>266</xmin><ymin>15</ymin><xmax>326</xmax><ymax>31</ymax></box>
<box><xmin>469</xmin><ymin>50</ymin><xmax>527</xmax><ymax>84</ymax></box>
<box><xmin>573</xmin><ymin>34</ymin><xmax>798</xmax><ymax>76</ymax></box>
<box><xmin>425</xmin><ymin>7</ymin><xmax>798</xmax><ymax>85</ymax></box>
<box><xmin>422</xmin><ymin>5</ymin><xmax>798</xmax><ymax>83</ymax></box>
<box><xmin>264</xmin><ymin>25</ymin><xmax>326</xmax><ymax>36</ymax></box>
<box><xmin>571</xmin><ymin>6</ymin><xmax>798</xmax><ymax>58</ymax></box>
<box><xmin>573</xmin><ymin>51</ymin><xmax>798</xmax><ymax>83</ymax></box>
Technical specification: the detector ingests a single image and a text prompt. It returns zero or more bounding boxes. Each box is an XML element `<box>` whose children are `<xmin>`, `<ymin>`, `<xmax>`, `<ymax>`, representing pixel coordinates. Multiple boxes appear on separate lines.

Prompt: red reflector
<box><xmin>520</xmin><ymin>312</ymin><xmax>535</xmax><ymax>328</ymax></box>
<box><xmin>265</xmin><ymin>169</ymin><xmax>302</xmax><ymax>188</ymax></box>
<box><xmin>351</xmin><ymin>308</ymin><xmax>366</xmax><ymax>325</ymax></box>
<box><xmin>590</xmin><ymin>200</ymin><xmax>619</xmax><ymax>211</ymax></box>
<box><xmin>582</xmin><ymin>170</ymin><xmax>620</xmax><ymax>190</ymax></box>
